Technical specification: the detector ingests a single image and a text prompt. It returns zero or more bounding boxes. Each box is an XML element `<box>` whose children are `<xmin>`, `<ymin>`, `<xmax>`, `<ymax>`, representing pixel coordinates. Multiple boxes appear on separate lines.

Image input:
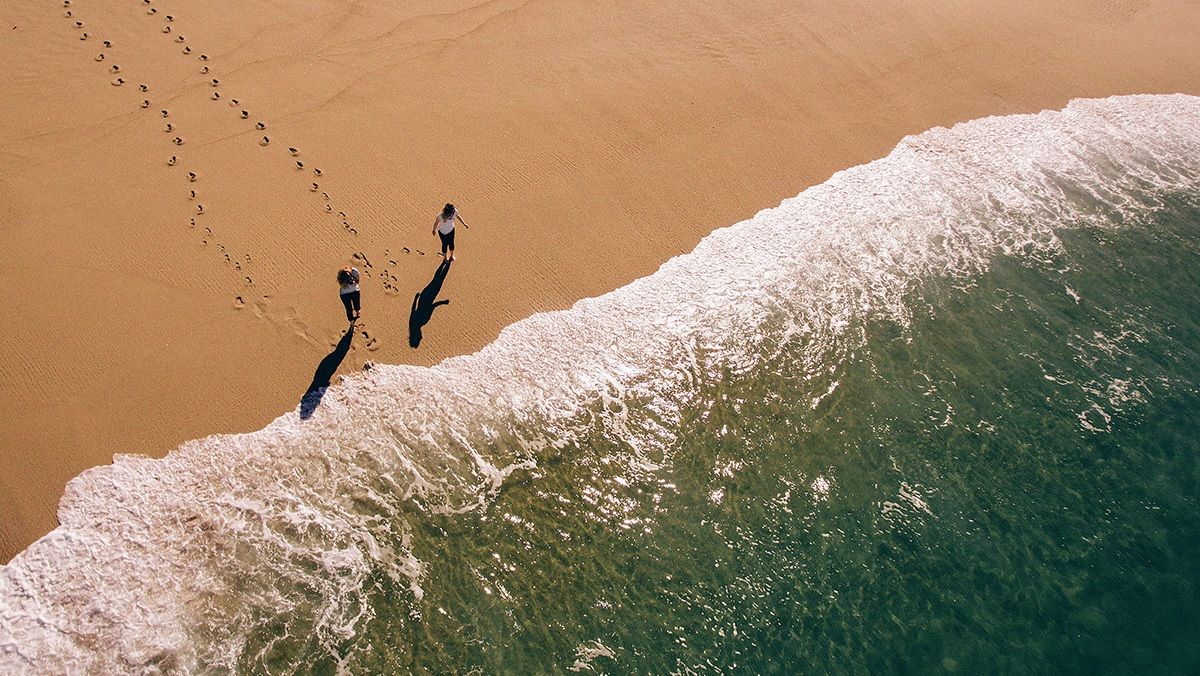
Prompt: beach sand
<box><xmin>1</xmin><ymin>0</ymin><xmax>1197</xmax><ymax>560</ymax></box>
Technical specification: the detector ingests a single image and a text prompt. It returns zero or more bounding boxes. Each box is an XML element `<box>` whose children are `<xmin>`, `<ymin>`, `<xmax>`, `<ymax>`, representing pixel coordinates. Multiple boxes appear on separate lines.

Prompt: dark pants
<box><xmin>340</xmin><ymin>290</ymin><xmax>360</xmax><ymax>321</ymax></box>
<box><xmin>438</xmin><ymin>229</ymin><xmax>455</xmax><ymax>256</ymax></box>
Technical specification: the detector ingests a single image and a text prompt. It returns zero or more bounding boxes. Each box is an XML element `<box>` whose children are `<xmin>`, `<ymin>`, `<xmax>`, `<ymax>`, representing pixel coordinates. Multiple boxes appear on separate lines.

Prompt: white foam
<box><xmin>3</xmin><ymin>94</ymin><xmax>1200</xmax><ymax>672</ymax></box>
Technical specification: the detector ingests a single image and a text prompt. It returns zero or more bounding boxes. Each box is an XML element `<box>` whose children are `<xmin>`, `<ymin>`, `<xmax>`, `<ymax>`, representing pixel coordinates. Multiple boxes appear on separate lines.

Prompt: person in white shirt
<box><xmin>432</xmin><ymin>202</ymin><xmax>469</xmax><ymax>261</ymax></box>
<box><xmin>337</xmin><ymin>266</ymin><xmax>360</xmax><ymax>322</ymax></box>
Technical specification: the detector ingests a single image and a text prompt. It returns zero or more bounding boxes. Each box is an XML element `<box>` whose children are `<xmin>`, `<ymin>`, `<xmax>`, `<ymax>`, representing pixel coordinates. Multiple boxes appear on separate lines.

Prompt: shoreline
<box><xmin>2</xmin><ymin>0</ymin><xmax>1200</xmax><ymax>560</ymax></box>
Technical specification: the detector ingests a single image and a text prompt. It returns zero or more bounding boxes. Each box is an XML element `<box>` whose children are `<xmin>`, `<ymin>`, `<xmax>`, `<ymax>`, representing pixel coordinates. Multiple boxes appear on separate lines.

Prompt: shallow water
<box><xmin>2</xmin><ymin>95</ymin><xmax>1199</xmax><ymax>673</ymax></box>
<box><xmin>348</xmin><ymin>204</ymin><xmax>1200</xmax><ymax>673</ymax></box>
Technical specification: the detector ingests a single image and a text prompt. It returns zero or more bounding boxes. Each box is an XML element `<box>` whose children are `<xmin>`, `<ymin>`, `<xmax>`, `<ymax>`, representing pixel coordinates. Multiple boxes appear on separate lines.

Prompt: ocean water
<box><xmin>3</xmin><ymin>94</ymin><xmax>1200</xmax><ymax>673</ymax></box>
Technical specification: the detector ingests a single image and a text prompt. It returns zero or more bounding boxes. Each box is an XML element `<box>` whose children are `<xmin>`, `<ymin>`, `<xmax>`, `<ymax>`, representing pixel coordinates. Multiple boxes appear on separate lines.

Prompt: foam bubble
<box><xmin>3</xmin><ymin>94</ymin><xmax>1200</xmax><ymax>672</ymax></box>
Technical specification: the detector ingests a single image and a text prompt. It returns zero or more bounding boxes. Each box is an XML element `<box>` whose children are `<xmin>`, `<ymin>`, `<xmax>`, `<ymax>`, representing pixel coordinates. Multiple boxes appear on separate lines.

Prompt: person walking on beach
<box><xmin>337</xmin><ymin>265</ymin><xmax>360</xmax><ymax>322</ymax></box>
<box><xmin>433</xmin><ymin>202</ymin><xmax>469</xmax><ymax>261</ymax></box>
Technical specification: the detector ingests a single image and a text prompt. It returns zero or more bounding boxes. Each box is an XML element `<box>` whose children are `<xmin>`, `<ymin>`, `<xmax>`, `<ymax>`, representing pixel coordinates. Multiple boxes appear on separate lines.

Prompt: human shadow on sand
<box><xmin>299</xmin><ymin>326</ymin><xmax>354</xmax><ymax>419</ymax></box>
<box><xmin>409</xmin><ymin>259</ymin><xmax>452</xmax><ymax>348</ymax></box>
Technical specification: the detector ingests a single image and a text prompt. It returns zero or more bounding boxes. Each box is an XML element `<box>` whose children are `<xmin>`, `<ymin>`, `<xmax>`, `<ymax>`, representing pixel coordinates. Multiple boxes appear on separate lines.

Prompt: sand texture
<box><xmin>1</xmin><ymin>0</ymin><xmax>1198</xmax><ymax>559</ymax></box>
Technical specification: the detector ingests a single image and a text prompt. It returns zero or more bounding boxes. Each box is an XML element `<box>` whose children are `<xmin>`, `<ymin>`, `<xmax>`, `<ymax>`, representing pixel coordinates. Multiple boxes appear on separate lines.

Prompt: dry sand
<box><xmin>1</xmin><ymin>0</ymin><xmax>1198</xmax><ymax>560</ymax></box>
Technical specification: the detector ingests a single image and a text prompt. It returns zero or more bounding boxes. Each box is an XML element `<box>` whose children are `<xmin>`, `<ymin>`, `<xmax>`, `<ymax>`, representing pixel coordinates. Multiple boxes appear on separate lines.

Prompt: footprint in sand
<box><xmin>74</xmin><ymin>21</ymin><xmax>83</xmax><ymax>28</ymax></box>
<box><xmin>210</xmin><ymin>78</ymin><xmax>219</xmax><ymax>87</ymax></box>
<box><xmin>103</xmin><ymin>40</ymin><xmax>111</xmax><ymax>48</ymax></box>
<box><xmin>164</xmin><ymin>123</ymin><xmax>173</xmax><ymax>132</ymax></box>
<box><xmin>288</xmin><ymin>147</ymin><xmax>299</xmax><ymax>156</ymax></box>
<box><xmin>64</xmin><ymin>10</ymin><xmax>72</xmax><ymax>18</ymax></box>
<box><xmin>201</xmin><ymin>66</ymin><xmax>209</xmax><ymax>75</ymax></box>
<box><xmin>233</xmin><ymin>296</ymin><xmax>245</xmax><ymax>309</ymax></box>
<box><xmin>111</xmin><ymin>77</ymin><xmax>124</xmax><ymax>86</ymax></box>
<box><xmin>348</xmin><ymin>228</ymin><xmax>358</xmax><ymax>236</ymax></box>
<box><xmin>322</xmin><ymin>193</ymin><xmax>329</xmax><ymax>201</ymax></box>
<box><xmin>310</xmin><ymin>182</ymin><xmax>319</xmax><ymax>191</ymax></box>
<box><xmin>199</xmin><ymin>54</ymin><xmax>208</xmax><ymax>61</ymax></box>
<box><xmin>189</xmin><ymin>218</ymin><xmax>195</xmax><ymax>227</ymax></box>
<box><xmin>260</xmin><ymin>136</ymin><xmax>271</xmax><ymax>146</ymax></box>
<box><xmin>358</xmin><ymin>328</ymin><xmax>381</xmax><ymax>352</ymax></box>
<box><xmin>63</xmin><ymin>0</ymin><xmax>70</xmax><ymax>6</ymax></box>
<box><xmin>175</xmin><ymin>35</ymin><xmax>185</xmax><ymax>43</ymax></box>
<box><xmin>79</xmin><ymin>32</ymin><xmax>88</xmax><ymax>40</ymax></box>
<box><xmin>325</xmin><ymin>205</ymin><xmax>333</xmax><ymax>212</ymax></box>
<box><xmin>211</xmin><ymin>92</ymin><xmax>219</xmax><ymax>100</ymax></box>
<box><xmin>162</xmin><ymin>26</ymin><xmax>171</xmax><ymax>34</ymax></box>
<box><xmin>139</xmin><ymin>84</ymin><xmax>148</xmax><ymax>92</ymax></box>
<box><xmin>167</xmin><ymin>155</ymin><xmax>176</xmax><ymax>166</ymax></box>
<box><xmin>314</xmin><ymin>168</ymin><xmax>322</xmax><ymax>177</ymax></box>
<box><xmin>230</xmin><ymin>99</ymin><xmax>239</xmax><ymax>106</ymax></box>
<box><xmin>183</xmin><ymin>46</ymin><xmax>191</xmax><ymax>54</ymax></box>
<box><xmin>189</xmin><ymin>189</ymin><xmax>196</xmax><ymax>200</ymax></box>
<box><xmin>95</xmin><ymin>53</ymin><xmax>105</xmax><ymax>62</ymax></box>
<box><xmin>240</xmin><ymin>110</ymin><xmax>249</xmax><ymax>119</ymax></box>
<box><xmin>255</xmin><ymin>122</ymin><xmax>266</xmax><ymax>130</ymax></box>
<box><xmin>109</xmin><ymin>64</ymin><xmax>120</xmax><ymax>73</ymax></box>
<box><xmin>402</xmin><ymin>247</ymin><xmax>410</xmax><ymax>254</ymax></box>
<box><xmin>187</xmin><ymin>171</ymin><xmax>196</xmax><ymax>182</ymax></box>
<box><xmin>296</xmin><ymin>161</ymin><xmax>304</xmax><ymax>169</ymax></box>
<box><xmin>165</xmin><ymin>15</ymin><xmax>174</xmax><ymax>22</ymax></box>
<box><xmin>196</xmin><ymin>204</ymin><xmax>204</xmax><ymax>214</ymax></box>
<box><xmin>160</xmin><ymin>109</ymin><xmax>169</xmax><ymax>117</ymax></box>
<box><xmin>173</xmin><ymin>136</ymin><xmax>183</xmax><ymax>145</ymax></box>
<box><xmin>141</xmin><ymin>99</ymin><xmax>150</xmax><ymax>108</ymax></box>
<box><xmin>147</xmin><ymin>8</ymin><xmax>156</xmax><ymax>15</ymax></box>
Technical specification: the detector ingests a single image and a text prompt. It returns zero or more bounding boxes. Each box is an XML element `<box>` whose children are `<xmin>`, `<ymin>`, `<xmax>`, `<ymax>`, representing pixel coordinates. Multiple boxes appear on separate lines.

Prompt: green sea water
<box><xmin>273</xmin><ymin>196</ymin><xmax>1200</xmax><ymax>673</ymax></box>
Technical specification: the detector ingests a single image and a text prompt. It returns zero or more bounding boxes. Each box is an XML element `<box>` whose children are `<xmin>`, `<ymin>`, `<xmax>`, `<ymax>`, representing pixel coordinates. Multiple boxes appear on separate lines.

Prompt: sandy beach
<box><xmin>0</xmin><ymin>0</ymin><xmax>1197</xmax><ymax>560</ymax></box>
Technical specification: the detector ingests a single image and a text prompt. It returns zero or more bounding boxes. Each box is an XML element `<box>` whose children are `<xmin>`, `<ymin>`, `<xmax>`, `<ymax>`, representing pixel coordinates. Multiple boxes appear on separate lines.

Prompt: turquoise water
<box><xmin>2</xmin><ymin>96</ymin><xmax>1199</xmax><ymax>673</ymax></box>
<box><xmin>319</xmin><ymin>198</ymin><xmax>1200</xmax><ymax>673</ymax></box>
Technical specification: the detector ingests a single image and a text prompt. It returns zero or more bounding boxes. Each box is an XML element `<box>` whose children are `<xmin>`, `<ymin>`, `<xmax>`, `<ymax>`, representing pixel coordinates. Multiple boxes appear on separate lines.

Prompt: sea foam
<box><xmin>2</xmin><ymin>94</ymin><xmax>1199</xmax><ymax>672</ymax></box>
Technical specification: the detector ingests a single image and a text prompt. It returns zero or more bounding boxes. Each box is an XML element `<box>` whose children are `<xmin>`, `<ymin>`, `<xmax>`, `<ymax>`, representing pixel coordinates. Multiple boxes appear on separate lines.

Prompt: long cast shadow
<box><xmin>409</xmin><ymin>259</ymin><xmax>452</xmax><ymax>347</ymax></box>
<box><xmin>299</xmin><ymin>326</ymin><xmax>354</xmax><ymax>419</ymax></box>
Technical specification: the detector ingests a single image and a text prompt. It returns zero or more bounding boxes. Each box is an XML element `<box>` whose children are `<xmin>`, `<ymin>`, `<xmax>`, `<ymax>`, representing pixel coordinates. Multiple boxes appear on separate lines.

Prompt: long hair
<box><xmin>337</xmin><ymin>267</ymin><xmax>354</xmax><ymax>285</ymax></box>
<box><xmin>441</xmin><ymin>203</ymin><xmax>456</xmax><ymax>219</ymax></box>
